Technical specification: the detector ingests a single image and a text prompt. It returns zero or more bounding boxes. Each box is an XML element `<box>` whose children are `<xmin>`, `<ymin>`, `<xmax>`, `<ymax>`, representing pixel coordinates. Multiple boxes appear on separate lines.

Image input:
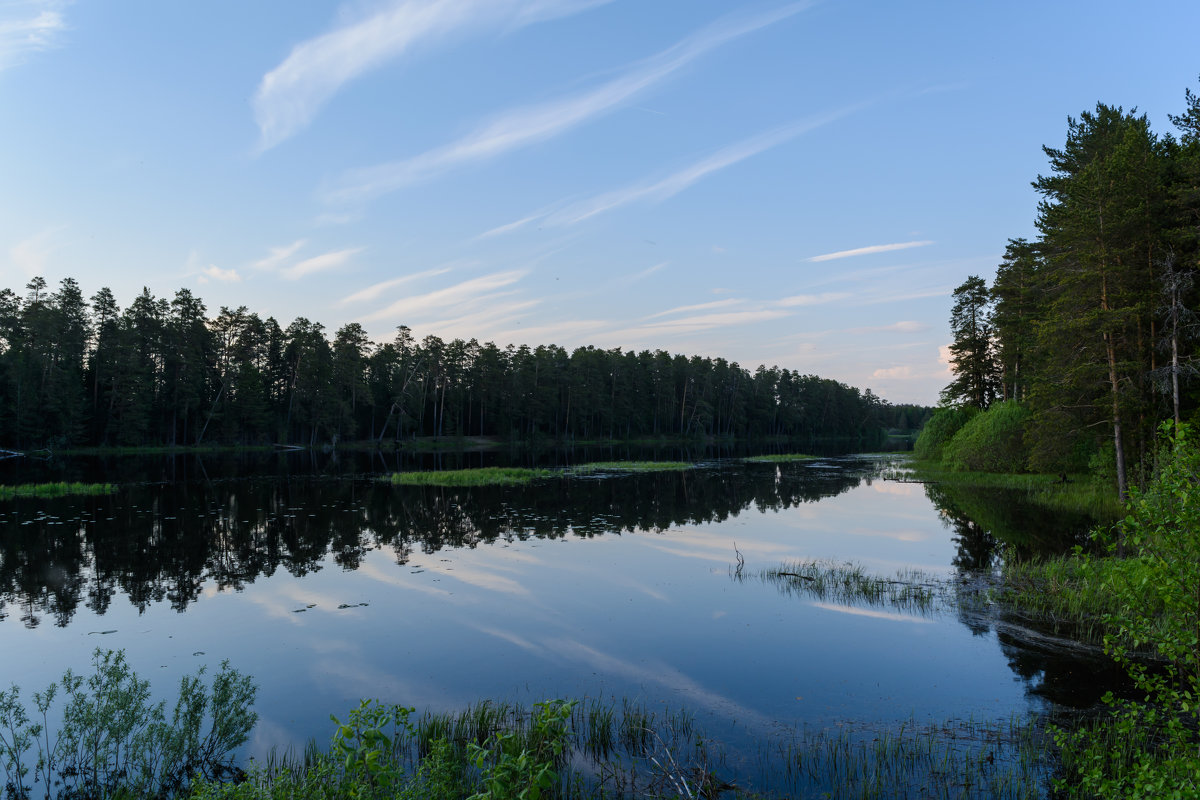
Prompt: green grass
<box><xmin>888</xmin><ymin>458</ymin><xmax>1123</xmax><ymax>518</ymax></box>
<box><xmin>387</xmin><ymin>467</ymin><xmax>553</xmax><ymax>486</ymax></box>
<box><xmin>740</xmin><ymin>453</ymin><xmax>816</xmax><ymax>463</ymax></box>
<box><xmin>0</xmin><ymin>482</ymin><xmax>117</xmax><ymax>499</ymax></box>
<box><xmin>568</xmin><ymin>460</ymin><xmax>693</xmax><ymax>473</ymax></box>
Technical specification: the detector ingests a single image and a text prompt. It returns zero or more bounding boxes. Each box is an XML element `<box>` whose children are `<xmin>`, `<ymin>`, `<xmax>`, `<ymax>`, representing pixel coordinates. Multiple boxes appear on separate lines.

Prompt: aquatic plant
<box><xmin>387</xmin><ymin>468</ymin><xmax>554</xmax><ymax>487</ymax></box>
<box><xmin>0</xmin><ymin>482</ymin><xmax>116</xmax><ymax>500</ymax></box>
<box><xmin>568</xmin><ymin>461</ymin><xmax>692</xmax><ymax>473</ymax></box>
<box><xmin>747</xmin><ymin>559</ymin><xmax>940</xmax><ymax>615</ymax></box>
<box><xmin>739</xmin><ymin>454</ymin><xmax>815</xmax><ymax>463</ymax></box>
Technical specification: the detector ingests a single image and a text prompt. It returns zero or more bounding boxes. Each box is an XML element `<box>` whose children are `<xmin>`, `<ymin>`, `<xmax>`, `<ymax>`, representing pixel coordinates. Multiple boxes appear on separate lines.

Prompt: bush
<box><xmin>0</xmin><ymin>648</ymin><xmax>257</xmax><ymax>799</ymax></box>
<box><xmin>912</xmin><ymin>406</ymin><xmax>979</xmax><ymax>462</ymax></box>
<box><xmin>1054</xmin><ymin>424</ymin><xmax>1200</xmax><ymax>797</ymax></box>
<box><xmin>942</xmin><ymin>400</ymin><xmax>1031</xmax><ymax>473</ymax></box>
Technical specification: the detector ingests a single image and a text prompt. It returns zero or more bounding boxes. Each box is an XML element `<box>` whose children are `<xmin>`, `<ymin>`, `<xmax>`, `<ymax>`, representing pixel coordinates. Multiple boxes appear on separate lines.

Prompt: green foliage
<box><xmin>467</xmin><ymin>700</ymin><xmax>573</xmax><ymax>800</ymax></box>
<box><xmin>912</xmin><ymin>406</ymin><xmax>978</xmax><ymax>462</ymax></box>
<box><xmin>0</xmin><ymin>648</ymin><xmax>257</xmax><ymax>799</ymax></box>
<box><xmin>1052</xmin><ymin>425</ymin><xmax>1200</xmax><ymax>797</ymax></box>
<box><xmin>942</xmin><ymin>400</ymin><xmax>1031</xmax><ymax>473</ymax></box>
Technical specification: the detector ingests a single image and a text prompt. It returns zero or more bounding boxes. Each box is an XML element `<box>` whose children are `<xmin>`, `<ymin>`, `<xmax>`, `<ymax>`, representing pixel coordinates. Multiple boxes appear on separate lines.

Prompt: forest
<box><xmin>0</xmin><ymin>280</ymin><xmax>926</xmax><ymax>450</ymax></box>
<box><xmin>937</xmin><ymin>81</ymin><xmax>1200</xmax><ymax>496</ymax></box>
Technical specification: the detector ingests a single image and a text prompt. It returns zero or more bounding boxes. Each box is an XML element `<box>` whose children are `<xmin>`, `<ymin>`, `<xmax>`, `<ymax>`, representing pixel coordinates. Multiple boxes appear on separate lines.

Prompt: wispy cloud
<box><xmin>361</xmin><ymin>269</ymin><xmax>528</xmax><ymax>322</ymax></box>
<box><xmin>805</xmin><ymin>240</ymin><xmax>934</xmax><ymax>262</ymax></box>
<box><xmin>253</xmin><ymin>239</ymin><xmax>307</xmax><ymax>270</ymax></box>
<box><xmin>644</xmin><ymin>298</ymin><xmax>743</xmax><ymax>319</ymax></box>
<box><xmin>539</xmin><ymin>109</ymin><xmax>858</xmax><ymax>227</ymax></box>
<box><xmin>253</xmin><ymin>0</ymin><xmax>613</xmax><ymax>152</ymax></box>
<box><xmin>775</xmin><ymin>292</ymin><xmax>848</xmax><ymax>307</ymax></box>
<box><xmin>856</xmin><ymin>285</ymin><xmax>952</xmax><ymax>305</ymax></box>
<box><xmin>199</xmin><ymin>265</ymin><xmax>242</xmax><ymax>283</ymax></box>
<box><xmin>325</xmin><ymin>2</ymin><xmax>811</xmax><ymax>203</ymax></box>
<box><xmin>0</xmin><ymin>1</ymin><xmax>67</xmax><ymax>72</ymax></box>
<box><xmin>250</xmin><ymin>240</ymin><xmax>363</xmax><ymax>280</ymax></box>
<box><xmin>616</xmin><ymin>309</ymin><xmax>791</xmax><ymax>339</ymax></box>
<box><xmin>338</xmin><ymin>265</ymin><xmax>456</xmax><ymax>305</ymax></box>
<box><xmin>8</xmin><ymin>227</ymin><xmax>62</xmax><ymax>276</ymax></box>
<box><xmin>282</xmin><ymin>247</ymin><xmax>364</xmax><ymax>279</ymax></box>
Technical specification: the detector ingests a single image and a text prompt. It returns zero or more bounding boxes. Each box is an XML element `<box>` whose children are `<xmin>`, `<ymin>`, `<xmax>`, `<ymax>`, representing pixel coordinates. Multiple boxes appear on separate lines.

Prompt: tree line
<box><xmin>940</xmin><ymin>80</ymin><xmax>1200</xmax><ymax>496</ymax></box>
<box><xmin>0</xmin><ymin>279</ymin><xmax>925</xmax><ymax>449</ymax></box>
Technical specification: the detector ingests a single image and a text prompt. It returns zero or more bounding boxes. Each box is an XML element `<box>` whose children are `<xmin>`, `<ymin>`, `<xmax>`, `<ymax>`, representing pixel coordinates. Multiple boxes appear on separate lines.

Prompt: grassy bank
<box><xmin>0</xmin><ymin>481</ymin><xmax>117</xmax><ymax>499</ymax></box>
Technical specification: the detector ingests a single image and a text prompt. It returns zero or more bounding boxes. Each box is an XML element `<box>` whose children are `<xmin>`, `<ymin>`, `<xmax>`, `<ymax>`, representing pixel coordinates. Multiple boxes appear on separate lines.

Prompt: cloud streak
<box><xmin>282</xmin><ymin>247</ymin><xmax>364</xmax><ymax>279</ymax></box>
<box><xmin>806</xmin><ymin>240</ymin><xmax>934</xmax><ymax>262</ymax></box>
<box><xmin>361</xmin><ymin>269</ymin><xmax>528</xmax><ymax>322</ymax></box>
<box><xmin>0</xmin><ymin>1</ymin><xmax>67</xmax><ymax>72</ymax></box>
<box><xmin>539</xmin><ymin>108</ymin><xmax>858</xmax><ymax>227</ymax></box>
<box><xmin>254</xmin><ymin>0</ymin><xmax>613</xmax><ymax>151</ymax></box>
<box><xmin>325</xmin><ymin>2</ymin><xmax>811</xmax><ymax>203</ymax></box>
<box><xmin>338</xmin><ymin>265</ymin><xmax>456</xmax><ymax>305</ymax></box>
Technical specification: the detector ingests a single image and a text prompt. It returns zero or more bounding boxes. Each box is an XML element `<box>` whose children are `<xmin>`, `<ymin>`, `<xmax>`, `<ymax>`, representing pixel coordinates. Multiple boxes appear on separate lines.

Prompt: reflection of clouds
<box><xmin>812</xmin><ymin>603</ymin><xmax>933</xmax><ymax>624</ymax></box>
<box><xmin>842</xmin><ymin>526</ymin><xmax>928</xmax><ymax>543</ymax></box>
<box><xmin>636</xmin><ymin>527</ymin><xmax>796</xmax><ymax>565</ymax></box>
<box><xmin>471</xmin><ymin>625</ymin><xmax>543</xmax><ymax>654</ymax></box>
<box><xmin>309</xmin><ymin>654</ymin><xmax>454</xmax><ymax>709</ymax></box>
<box><xmin>244</xmin><ymin>583</ymin><xmax>348</xmax><ymax>625</ymax></box>
<box><xmin>358</xmin><ymin>551</ymin><xmax>456</xmax><ymax>600</ymax></box>
<box><xmin>421</xmin><ymin>560</ymin><xmax>533</xmax><ymax>598</ymax></box>
<box><xmin>869</xmin><ymin>482</ymin><xmax>919</xmax><ymax>497</ymax></box>
<box><xmin>542</xmin><ymin>638</ymin><xmax>776</xmax><ymax>731</ymax></box>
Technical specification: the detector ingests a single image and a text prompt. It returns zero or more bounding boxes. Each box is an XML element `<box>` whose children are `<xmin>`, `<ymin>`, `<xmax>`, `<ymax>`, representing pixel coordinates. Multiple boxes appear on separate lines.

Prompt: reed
<box><xmin>750</xmin><ymin>559</ymin><xmax>940</xmax><ymax>614</ymax></box>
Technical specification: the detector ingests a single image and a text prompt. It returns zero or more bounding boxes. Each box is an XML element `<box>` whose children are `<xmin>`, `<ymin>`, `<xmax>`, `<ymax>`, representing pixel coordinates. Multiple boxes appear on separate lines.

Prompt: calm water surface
<box><xmin>0</xmin><ymin>453</ymin><xmax>1108</xmax><ymax>779</ymax></box>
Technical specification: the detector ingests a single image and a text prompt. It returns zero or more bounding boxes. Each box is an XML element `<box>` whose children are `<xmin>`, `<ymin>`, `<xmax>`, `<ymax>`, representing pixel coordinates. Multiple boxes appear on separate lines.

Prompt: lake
<box><xmin>0</xmin><ymin>451</ymin><xmax>1116</xmax><ymax>794</ymax></box>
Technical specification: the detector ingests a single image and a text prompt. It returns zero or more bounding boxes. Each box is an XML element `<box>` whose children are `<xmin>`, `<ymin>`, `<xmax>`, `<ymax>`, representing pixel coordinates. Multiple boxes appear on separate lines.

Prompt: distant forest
<box><xmin>0</xmin><ymin>279</ymin><xmax>927</xmax><ymax>449</ymax></box>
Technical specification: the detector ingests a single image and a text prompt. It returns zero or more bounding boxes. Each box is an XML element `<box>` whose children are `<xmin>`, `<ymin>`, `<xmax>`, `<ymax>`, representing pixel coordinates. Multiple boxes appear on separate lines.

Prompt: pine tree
<box><xmin>941</xmin><ymin>275</ymin><xmax>998</xmax><ymax>409</ymax></box>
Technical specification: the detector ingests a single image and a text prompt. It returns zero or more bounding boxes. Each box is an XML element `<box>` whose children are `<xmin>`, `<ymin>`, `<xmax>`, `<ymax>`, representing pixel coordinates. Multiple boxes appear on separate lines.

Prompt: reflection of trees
<box><xmin>924</xmin><ymin>482</ymin><xmax>1094</xmax><ymax>563</ymax></box>
<box><xmin>926</xmin><ymin>480</ymin><xmax>1131</xmax><ymax>709</ymax></box>
<box><xmin>0</xmin><ymin>457</ymin><xmax>882</xmax><ymax>627</ymax></box>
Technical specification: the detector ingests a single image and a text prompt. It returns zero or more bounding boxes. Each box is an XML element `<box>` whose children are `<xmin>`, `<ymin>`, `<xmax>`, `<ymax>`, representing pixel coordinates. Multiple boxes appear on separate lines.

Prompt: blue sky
<box><xmin>1</xmin><ymin>0</ymin><xmax>1197</xmax><ymax>405</ymax></box>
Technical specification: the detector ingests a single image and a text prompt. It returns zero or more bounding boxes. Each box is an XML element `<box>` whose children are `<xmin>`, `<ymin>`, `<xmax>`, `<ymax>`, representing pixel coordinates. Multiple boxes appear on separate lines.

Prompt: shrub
<box><xmin>0</xmin><ymin>649</ymin><xmax>257</xmax><ymax>799</ymax></box>
<box><xmin>912</xmin><ymin>406</ymin><xmax>979</xmax><ymax>462</ymax></box>
<box><xmin>942</xmin><ymin>400</ymin><xmax>1031</xmax><ymax>473</ymax></box>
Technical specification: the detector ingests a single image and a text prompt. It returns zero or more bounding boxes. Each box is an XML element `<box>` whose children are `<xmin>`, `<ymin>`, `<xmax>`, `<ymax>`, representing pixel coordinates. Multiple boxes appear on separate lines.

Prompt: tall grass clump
<box><xmin>942</xmin><ymin>400</ymin><xmax>1031</xmax><ymax>473</ymax></box>
<box><xmin>912</xmin><ymin>406</ymin><xmax>979</xmax><ymax>462</ymax></box>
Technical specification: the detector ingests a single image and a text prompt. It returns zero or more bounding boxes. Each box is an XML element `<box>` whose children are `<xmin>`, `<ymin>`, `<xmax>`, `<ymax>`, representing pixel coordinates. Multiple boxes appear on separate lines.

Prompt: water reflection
<box><xmin>0</xmin><ymin>457</ymin><xmax>878</xmax><ymax>628</ymax></box>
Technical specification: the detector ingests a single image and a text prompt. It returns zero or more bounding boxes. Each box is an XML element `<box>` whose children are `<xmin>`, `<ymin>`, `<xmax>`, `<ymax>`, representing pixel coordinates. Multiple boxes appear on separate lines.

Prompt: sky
<box><xmin>1</xmin><ymin>0</ymin><xmax>1198</xmax><ymax>405</ymax></box>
